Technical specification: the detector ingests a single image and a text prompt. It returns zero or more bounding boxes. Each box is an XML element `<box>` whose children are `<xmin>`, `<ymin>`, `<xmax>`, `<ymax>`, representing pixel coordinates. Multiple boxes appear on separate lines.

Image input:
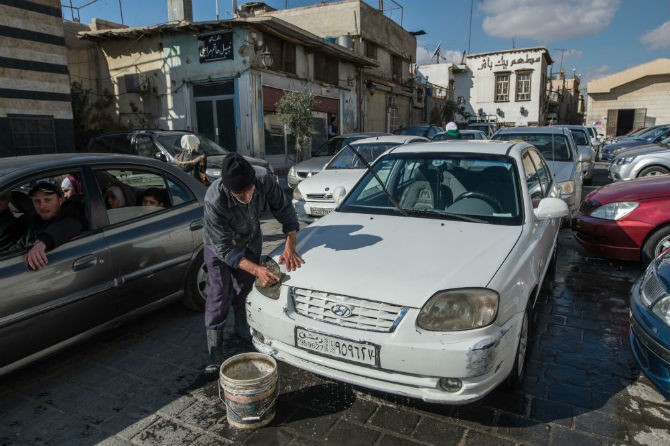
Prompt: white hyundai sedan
<box><xmin>247</xmin><ymin>140</ymin><xmax>568</xmax><ymax>404</ymax></box>
<box><xmin>292</xmin><ymin>135</ymin><xmax>428</xmax><ymax>222</ymax></box>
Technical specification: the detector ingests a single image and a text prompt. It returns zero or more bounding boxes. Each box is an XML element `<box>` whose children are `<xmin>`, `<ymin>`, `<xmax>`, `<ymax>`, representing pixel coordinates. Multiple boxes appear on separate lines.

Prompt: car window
<box><xmin>569</xmin><ymin>129</ymin><xmax>589</xmax><ymax>146</ymax></box>
<box><xmin>0</xmin><ymin>170</ymin><xmax>89</xmax><ymax>256</ymax></box>
<box><xmin>492</xmin><ymin>133</ymin><xmax>573</xmax><ymax>161</ymax></box>
<box><xmin>135</xmin><ymin>135</ymin><xmax>161</xmax><ymax>158</ymax></box>
<box><xmin>94</xmin><ymin>168</ymin><xmax>193</xmax><ymax>225</ymax></box>
<box><xmin>156</xmin><ymin>134</ymin><xmax>229</xmax><ymax>157</ymax></box>
<box><xmin>523</xmin><ymin>150</ymin><xmax>551</xmax><ymax>207</ymax></box>
<box><xmin>88</xmin><ymin>134</ymin><xmax>133</xmax><ymax>154</ymax></box>
<box><xmin>312</xmin><ymin>138</ymin><xmax>345</xmax><ymax>157</ymax></box>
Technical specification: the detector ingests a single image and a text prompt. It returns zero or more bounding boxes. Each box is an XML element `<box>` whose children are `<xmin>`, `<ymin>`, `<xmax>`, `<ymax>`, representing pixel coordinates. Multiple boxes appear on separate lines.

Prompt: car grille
<box><xmin>305</xmin><ymin>193</ymin><xmax>333</xmax><ymax>201</ymax></box>
<box><xmin>641</xmin><ymin>269</ymin><xmax>666</xmax><ymax>307</ymax></box>
<box><xmin>291</xmin><ymin>287</ymin><xmax>407</xmax><ymax>332</ymax></box>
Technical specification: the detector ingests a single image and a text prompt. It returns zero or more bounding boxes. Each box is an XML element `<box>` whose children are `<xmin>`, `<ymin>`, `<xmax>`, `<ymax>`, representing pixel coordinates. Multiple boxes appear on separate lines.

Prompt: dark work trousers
<box><xmin>204</xmin><ymin>246</ymin><xmax>259</xmax><ymax>330</ymax></box>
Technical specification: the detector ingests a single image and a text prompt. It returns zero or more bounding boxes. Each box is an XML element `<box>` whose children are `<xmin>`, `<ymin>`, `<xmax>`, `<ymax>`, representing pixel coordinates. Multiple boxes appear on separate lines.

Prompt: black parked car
<box><xmin>392</xmin><ymin>124</ymin><xmax>444</xmax><ymax>140</ymax></box>
<box><xmin>86</xmin><ymin>130</ymin><xmax>273</xmax><ymax>180</ymax></box>
<box><xmin>0</xmin><ymin>153</ymin><xmax>209</xmax><ymax>377</ymax></box>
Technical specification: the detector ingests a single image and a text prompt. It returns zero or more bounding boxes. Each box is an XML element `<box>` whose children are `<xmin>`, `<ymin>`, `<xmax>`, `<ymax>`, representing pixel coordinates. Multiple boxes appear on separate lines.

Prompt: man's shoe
<box><xmin>203</xmin><ymin>363</ymin><xmax>220</xmax><ymax>376</ymax></box>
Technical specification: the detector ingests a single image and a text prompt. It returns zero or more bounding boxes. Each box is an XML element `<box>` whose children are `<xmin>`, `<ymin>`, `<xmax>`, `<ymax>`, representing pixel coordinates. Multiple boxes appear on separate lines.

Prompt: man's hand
<box><xmin>278</xmin><ymin>230</ymin><xmax>304</xmax><ymax>272</ymax></box>
<box><xmin>25</xmin><ymin>240</ymin><xmax>48</xmax><ymax>270</ymax></box>
<box><xmin>255</xmin><ymin>265</ymin><xmax>281</xmax><ymax>287</ymax></box>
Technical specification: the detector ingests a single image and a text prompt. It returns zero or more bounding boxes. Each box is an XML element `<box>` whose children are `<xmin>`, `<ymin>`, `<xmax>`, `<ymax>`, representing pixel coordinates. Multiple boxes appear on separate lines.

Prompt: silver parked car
<box><xmin>0</xmin><ymin>153</ymin><xmax>209</xmax><ymax>377</ymax></box>
<box><xmin>609</xmin><ymin>136</ymin><xmax>670</xmax><ymax>181</ymax></box>
<box><xmin>286</xmin><ymin>132</ymin><xmax>390</xmax><ymax>188</ymax></box>
<box><xmin>554</xmin><ymin>125</ymin><xmax>596</xmax><ymax>185</ymax></box>
<box><xmin>491</xmin><ymin>126</ymin><xmax>583</xmax><ymax>220</ymax></box>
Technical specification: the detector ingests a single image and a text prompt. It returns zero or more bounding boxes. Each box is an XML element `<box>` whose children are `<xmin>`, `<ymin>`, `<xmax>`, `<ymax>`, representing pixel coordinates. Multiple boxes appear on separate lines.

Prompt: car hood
<box><xmin>546</xmin><ymin>160</ymin><xmax>575</xmax><ymax>183</ymax></box>
<box><xmin>275</xmin><ymin>212</ymin><xmax>521</xmax><ymax>306</ymax></box>
<box><xmin>605</xmin><ymin>140</ymin><xmax>650</xmax><ymax>151</ymax></box>
<box><xmin>585</xmin><ymin>176</ymin><xmax>670</xmax><ymax>204</ymax></box>
<box><xmin>294</xmin><ymin>157</ymin><xmax>331</xmax><ymax>173</ymax></box>
<box><xmin>613</xmin><ymin>143</ymin><xmax>669</xmax><ymax>158</ymax></box>
<box><xmin>297</xmin><ymin>169</ymin><xmax>366</xmax><ymax>195</ymax></box>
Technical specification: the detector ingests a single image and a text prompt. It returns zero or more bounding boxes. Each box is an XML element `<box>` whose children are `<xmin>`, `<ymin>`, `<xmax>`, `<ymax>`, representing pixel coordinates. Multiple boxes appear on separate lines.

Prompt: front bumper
<box><xmin>608</xmin><ymin>162</ymin><xmax>636</xmax><ymax>182</ymax></box>
<box><xmin>292</xmin><ymin>199</ymin><xmax>336</xmax><ymax>223</ymax></box>
<box><xmin>246</xmin><ymin>285</ymin><xmax>522</xmax><ymax>404</ymax></box>
<box><xmin>629</xmin><ymin>279</ymin><xmax>670</xmax><ymax>400</ymax></box>
<box><xmin>572</xmin><ymin>214</ymin><xmax>653</xmax><ymax>261</ymax></box>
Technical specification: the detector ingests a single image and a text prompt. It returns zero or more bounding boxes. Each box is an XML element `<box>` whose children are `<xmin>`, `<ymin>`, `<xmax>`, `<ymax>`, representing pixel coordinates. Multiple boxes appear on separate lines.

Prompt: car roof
<box><xmin>494</xmin><ymin>126</ymin><xmax>571</xmax><ymax>135</ymax></box>
<box><xmin>388</xmin><ymin>139</ymin><xmax>520</xmax><ymax>156</ymax></box>
<box><xmin>352</xmin><ymin>135</ymin><xmax>429</xmax><ymax>145</ymax></box>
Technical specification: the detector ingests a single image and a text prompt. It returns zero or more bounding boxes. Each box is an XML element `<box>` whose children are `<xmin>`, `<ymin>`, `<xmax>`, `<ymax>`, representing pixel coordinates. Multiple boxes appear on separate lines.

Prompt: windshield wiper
<box><xmin>402</xmin><ymin>208</ymin><xmax>487</xmax><ymax>223</ymax></box>
<box><xmin>346</xmin><ymin>143</ymin><xmax>408</xmax><ymax>217</ymax></box>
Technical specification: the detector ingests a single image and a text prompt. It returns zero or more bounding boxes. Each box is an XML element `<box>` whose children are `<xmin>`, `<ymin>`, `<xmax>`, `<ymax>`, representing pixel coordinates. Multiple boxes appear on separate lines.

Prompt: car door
<box><xmin>93</xmin><ymin>165</ymin><xmax>202</xmax><ymax>312</ymax></box>
<box><xmin>522</xmin><ymin>149</ymin><xmax>558</xmax><ymax>291</ymax></box>
<box><xmin>0</xmin><ymin>166</ymin><xmax>115</xmax><ymax>372</ymax></box>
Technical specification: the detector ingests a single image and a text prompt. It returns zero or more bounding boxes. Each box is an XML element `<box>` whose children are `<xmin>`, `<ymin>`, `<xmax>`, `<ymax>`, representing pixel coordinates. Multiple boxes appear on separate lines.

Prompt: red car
<box><xmin>573</xmin><ymin>176</ymin><xmax>670</xmax><ymax>263</ymax></box>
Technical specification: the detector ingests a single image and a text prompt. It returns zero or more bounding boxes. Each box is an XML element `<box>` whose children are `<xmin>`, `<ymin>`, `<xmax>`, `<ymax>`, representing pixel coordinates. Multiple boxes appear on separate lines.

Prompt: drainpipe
<box><xmin>358</xmin><ymin>66</ymin><xmax>364</xmax><ymax>131</ymax></box>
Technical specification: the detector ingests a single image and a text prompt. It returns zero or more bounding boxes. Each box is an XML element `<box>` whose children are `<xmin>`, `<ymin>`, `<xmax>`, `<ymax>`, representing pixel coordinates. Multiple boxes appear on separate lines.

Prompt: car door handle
<box><xmin>72</xmin><ymin>255</ymin><xmax>99</xmax><ymax>271</ymax></box>
<box><xmin>190</xmin><ymin>219</ymin><xmax>204</xmax><ymax>231</ymax></box>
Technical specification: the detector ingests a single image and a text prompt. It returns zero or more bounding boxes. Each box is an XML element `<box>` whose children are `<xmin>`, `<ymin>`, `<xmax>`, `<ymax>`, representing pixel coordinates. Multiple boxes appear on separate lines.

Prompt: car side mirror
<box><xmin>534</xmin><ymin>197</ymin><xmax>569</xmax><ymax>219</ymax></box>
<box><xmin>154</xmin><ymin>152</ymin><xmax>167</xmax><ymax>162</ymax></box>
<box><xmin>333</xmin><ymin>186</ymin><xmax>347</xmax><ymax>207</ymax></box>
<box><xmin>578</xmin><ymin>147</ymin><xmax>592</xmax><ymax>163</ymax></box>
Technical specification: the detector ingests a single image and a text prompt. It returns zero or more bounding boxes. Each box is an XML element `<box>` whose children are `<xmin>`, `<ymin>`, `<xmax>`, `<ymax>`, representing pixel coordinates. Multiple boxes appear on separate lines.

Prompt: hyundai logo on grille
<box><xmin>331</xmin><ymin>304</ymin><xmax>353</xmax><ymax>318</ymax></box>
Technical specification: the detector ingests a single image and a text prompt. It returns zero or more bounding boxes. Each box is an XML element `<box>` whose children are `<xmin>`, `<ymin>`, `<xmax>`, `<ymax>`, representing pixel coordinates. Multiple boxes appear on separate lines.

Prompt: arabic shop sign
<box><xmin>476</xmin><ymin>54</ymin><xmax>542</xmax><ymax>71</ymax></box>
<box><xmin>198</xmin><ymin>32</ymin><xmax>233</xmax><ymax>63</ymax></box>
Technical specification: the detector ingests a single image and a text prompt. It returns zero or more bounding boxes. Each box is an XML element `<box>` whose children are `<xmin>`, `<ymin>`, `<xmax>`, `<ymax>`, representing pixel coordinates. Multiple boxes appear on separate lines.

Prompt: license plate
<box><xmin>295</xmin><ymin>327</ymin><xmax>379</xmax><ymax>367</ymax></box>
<box><xmin>309</xmin><ymin>207</ymin><xmax>333</xmax><ymax>217</ymax></box>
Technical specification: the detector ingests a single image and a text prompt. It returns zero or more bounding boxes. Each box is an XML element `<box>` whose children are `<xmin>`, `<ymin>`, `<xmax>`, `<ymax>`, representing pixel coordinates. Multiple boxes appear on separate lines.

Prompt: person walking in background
<box><xmin>328</xmin><ymin>116</ymin><xmax>338</xmax><ymax>139</ymax></box>
<box><xmin>176</xmin><ymin>134</ymin><xmax>209</xmax><ymax>186</ymax></box>
<box><xmin>443</xmin><ymin>122</ymin><xmax>462</xmax><ymax>140</ymax></box>
<box><xmin>202</xmin><ymin>153</ymin><xmax>303</xmax><ymax>376</ymax></box>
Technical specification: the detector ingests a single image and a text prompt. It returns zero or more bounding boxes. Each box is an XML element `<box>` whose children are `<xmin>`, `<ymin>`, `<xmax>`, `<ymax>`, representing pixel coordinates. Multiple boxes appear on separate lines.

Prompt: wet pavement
<box><xmin>1</xmin><ymin>163</ymin><xmax>670</xmax><ymax>445</ymax></box>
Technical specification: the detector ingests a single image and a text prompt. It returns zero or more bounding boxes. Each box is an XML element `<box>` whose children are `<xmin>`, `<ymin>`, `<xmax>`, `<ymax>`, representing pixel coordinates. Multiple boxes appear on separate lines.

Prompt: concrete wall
<box><xmin>587</xmin><ymin>75</ymin><xmax>670</xmax><ymax>135</ymax></box>
<box><xmin>0</xmin><ymin>0</ymin><xmax>74</xmax><ymax>155</ymax></box>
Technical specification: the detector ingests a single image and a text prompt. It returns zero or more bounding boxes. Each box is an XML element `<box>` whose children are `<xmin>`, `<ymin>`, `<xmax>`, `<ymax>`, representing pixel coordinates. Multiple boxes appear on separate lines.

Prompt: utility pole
<box><xmin>554</xmin><ymin>48</ymin><xmax>568</xmax><ymax>73</ymax></box>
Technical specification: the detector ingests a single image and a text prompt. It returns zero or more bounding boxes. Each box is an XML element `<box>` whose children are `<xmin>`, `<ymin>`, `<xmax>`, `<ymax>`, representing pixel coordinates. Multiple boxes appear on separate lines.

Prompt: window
<box><xmin>365</xmin><ymin>41</ymin><xmax>378</xmax><ymax>59</ymax></box>
<box><xmin>391</xmin><ymin>55</ymin><xmax>403</xmax><ymax>83</ymax></box>
<box><xmin>314</xmin><ymin>53</ymin><xmax>338</xmax><ymax>85</ymax></box>
<box><xmin>516</xmin><ymin>72</ymin><xmax>531</xmax><ymax>101</ymax></box>
<box><xmin>123</xmin><ymin>74</ymin><xmax>141</xmax><ymax>93</ymax></box>
<box><xmin>135</xmin><ymin>135</ymin><xmax>161</xmax><ymax>158</ymax></box>
<box><xmin>94</xmin><ymin>168</ymin><xmax>192</xmax><ymax>224</ymax></box>
<box><xmin>264</xmin><ymin>34</ymin><xmax>296</xmax><ymax>74</ymax></box>
<box><xmin>9</xmin><ymin>115</ymin><xmax>56</xmax><ymax>154</ymax></box>
<box><xmin>495</xmin><ymin>74</ymin><xmax>510</xmax><ymax>102</ymax></box>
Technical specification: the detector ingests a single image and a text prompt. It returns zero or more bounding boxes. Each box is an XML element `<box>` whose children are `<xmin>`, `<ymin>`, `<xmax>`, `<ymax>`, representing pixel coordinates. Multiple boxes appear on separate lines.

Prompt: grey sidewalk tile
<box><xmin>496</xmin><ymin>412</ymin><xmax>552</xmax><ymax>443</ymax></box>
<box><xmin>131</xmin><ymin>417</ymin><xmax>200</xmax><ymax>445</ymax></box>
<box><xmin>376</xmin><ymin>433</ymin><xmax>425</xmax><ymax>446</ymax></box>
<box><xmin>322</xmin><ymin>419</ymin><xmax>380</xmax><ymax>445</ymax></box>
<box><xmin>450</xmin><ymin>404</ymin><xmax>496</xmax><ymax>431</ymax></box>
<box><xmin>242</xmin><ymin>427</ymin><xmax>294</xmax><ymax>446</ymax></box>
<box><xmin>281</xmin><ymin>407</ymin><xmax>340</xmax><ymax>439</ymax></box>
<box><xmin>96</xmin><ymin>435</ymin><xmax>134</xmax><ymax>446</ymax></box>
<box><xmin>97</xmin><ymin>406</ymin><xmax>157</xmax><ymax>439</ymax></box>
<box><xmin>573</xmin><ymin>411</ymin><xmax>635</xmax><ymax>442</ymax></box>
<box><xmin>157</xmin><ymin>395</ymin><xmax>197</xmax><ymax>417</ymax></box>
<box><xmin>369</xmin><ymin>405</ymin><xmax>420</xmax><ymax>436</ymax></box>
<box><xmin>529</xmin><ymin>398</ymin><xmax>573</xmax><ymax>427</ymax></box>
<box><xmin>462</xmin><ymin>430</ymin><xmax>516</xmax><ymax>446</ymax></box>
<box><xmin>173</xmin><ymin>400</ymin><xmax>226</xmax><ymax>430</ymax></box>
<box><xmin>205</xmin><ymin>420</ymin><xmax>255</xmax><ymax>444</ymax></box>
<box><xmin>46</xmin><ymin>422</ymin><xmax>108</xmax><ymax>446</ymax></box>
<box><xmin>549</xmin><ymin>426</ymin><xmax>606</xmax><ymax>446</ymax></box>
<box><xmin>413</xmin><ymin>417</ymin><xmax>466</xmax><ymax>444</ymax></box>
<box><xmin>340</xmin><ymin>397</ymin><xmax>378</xmax><ymax>424</ymax></box>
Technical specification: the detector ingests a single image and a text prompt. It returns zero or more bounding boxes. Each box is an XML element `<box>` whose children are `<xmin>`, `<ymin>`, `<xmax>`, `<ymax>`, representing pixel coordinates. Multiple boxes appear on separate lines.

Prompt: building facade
<box><xmin>0</xmin><ymin>0</ymin><xmax>74</xmax><ymax>156</ymax></box>
<box><xmin>79</xmin><ymin>14</ymin><xmax>373</xmax><ymax>168</ymax></box>
<box><xmin>247</xmin><ymin>0</ymin><xmax>421</xmax><ymax>132</ymax></box>
<box><xmin>586</xmin><ymin>58</ymin><xmax>670</xmax><ymax>137</ymax></box>
<box><xmin>546</xmin><ymin>70</ymin><xmax>584</xmax><ymax>125</ymax></box>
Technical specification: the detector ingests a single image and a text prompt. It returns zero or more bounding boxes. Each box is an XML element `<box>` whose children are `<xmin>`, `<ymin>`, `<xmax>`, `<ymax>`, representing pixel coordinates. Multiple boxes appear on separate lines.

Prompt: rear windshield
<box><xmin>327</xmin><ymin>143</ymin><xmax>397</xmax><ymax>169</ymax></box>
<box><xmin>569</xmin><ymin>129</ymin><xmax>589</xmax><ymax>146</ymax></box>
<box><xmin>492</xmin><ymin>133</ymin><xmax>573</xmax><ymax>161</ymax></box>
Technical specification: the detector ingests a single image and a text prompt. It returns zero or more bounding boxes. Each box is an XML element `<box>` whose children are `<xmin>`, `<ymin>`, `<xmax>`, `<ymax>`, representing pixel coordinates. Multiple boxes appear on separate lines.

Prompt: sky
<box><xmin>63</xmin><ymin>0</ymin><xmax>670</xmax><ymax>88</ymax></box>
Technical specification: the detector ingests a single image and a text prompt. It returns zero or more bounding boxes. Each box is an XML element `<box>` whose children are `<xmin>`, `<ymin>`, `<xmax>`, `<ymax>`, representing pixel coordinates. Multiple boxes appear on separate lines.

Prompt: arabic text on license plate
<box><xmin>310</xmin><ymin>207</ymin><xmax>333</xmax><ymax>217</ymax></box>
<box><xmin>295</xmin><ymin>327</ymin><xmax>378</xmax><ymax>367</ymax></box>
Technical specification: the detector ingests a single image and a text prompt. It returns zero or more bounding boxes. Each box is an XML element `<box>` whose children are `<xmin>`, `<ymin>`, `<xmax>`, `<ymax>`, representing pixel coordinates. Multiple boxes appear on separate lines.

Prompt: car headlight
<box><xmin>614</xmin><ymin>156</ymin><xmax>635</xmax><ymax>165</ymax></box>
<box><xmin>652</xmin><ymin>296</ymin><xmax>670</xmax><ymax>325</ymax></box>
<box><xmin>293</xmin><ymin>187</ymin><xmax>305</xmax><ymax>201</ymax></box>
<box><xmin>417</xmin><ymin>288</ymin><xmax>498</xmax><ymax>331</ymax></box>
<box><xmin>590</xmin><ymin>202</ymin><xmax>639</xmax><ymax>220</ymax></box>
<box><xmin>254</xmin><ymin>257</ymin><xmax>283</xmax><ymax>300</ymax></box>
<box><xmin>557</xmin><ymin>180</ymin><xmax>575</xmax><ymax>195</ymax></box>
<box><xmin>205</xmin><ymin>167</ymin><xmax>221</xmax><ymax>178</ymax></box>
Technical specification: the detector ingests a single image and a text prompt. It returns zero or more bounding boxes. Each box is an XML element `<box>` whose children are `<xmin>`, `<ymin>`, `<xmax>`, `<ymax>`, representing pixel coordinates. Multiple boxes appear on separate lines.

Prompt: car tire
<box><xmin>505</xmin><ymin>305</ymin><xmax>530</xmax><ymax>391</ymax></box>
<box><xmin>638</xmin><ymin>165</ymin><xmax>670</xmax><ymax>178</ymax></box>
<box><xmin>182</xmin><ymin>249</ymin><xmax>207</xmax><ymax>311</ymax></box>
<box><xmin>642</xmin><ymin>226</ymin><xmax>670</xmax><ymax>265</ymax></box>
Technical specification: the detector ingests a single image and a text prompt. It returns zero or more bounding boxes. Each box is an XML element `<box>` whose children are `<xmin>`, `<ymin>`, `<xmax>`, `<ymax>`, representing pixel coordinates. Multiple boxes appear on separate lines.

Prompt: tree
<box><xmin>441</xmin><ymin>99</ymin><xmax>458</xmax><ymax>125</ymax></box>
<box><xmin>275</xmin><ymin>89</ymin><xmax>314</xmax><ymax>162</ymax></box>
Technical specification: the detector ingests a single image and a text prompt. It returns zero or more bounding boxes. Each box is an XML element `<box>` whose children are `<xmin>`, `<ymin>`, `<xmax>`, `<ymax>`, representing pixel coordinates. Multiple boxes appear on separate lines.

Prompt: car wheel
<box><xmin>638</xmin><ymin>166</ymin><xmax>670</xmax><ymax>178</ymax></box>
<box><xmin>182</xmin><ymin>249</ymin><xmax>207</xmax><ymax>311</ymax></box>
<box><xmin>505</xmin><ymin>306</ymin><xmax>530</xmax><ymax>390</ymax></box>
<box><xmin>642</xmin><ymin>226</ymin><xmax>670</xmax><ymax>265</ymax></box>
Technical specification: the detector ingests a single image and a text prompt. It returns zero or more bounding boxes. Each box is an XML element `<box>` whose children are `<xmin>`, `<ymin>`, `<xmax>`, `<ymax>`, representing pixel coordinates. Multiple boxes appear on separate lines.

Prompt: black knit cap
<box><xmin>221</xmin><ymin>153</ymin><xmax>256</xmax><ymax>191</ymax></box>
<box><xmin>29</xmin><ymin>181</ymin><xmax>63</xmax><ymax>197</ymax></box>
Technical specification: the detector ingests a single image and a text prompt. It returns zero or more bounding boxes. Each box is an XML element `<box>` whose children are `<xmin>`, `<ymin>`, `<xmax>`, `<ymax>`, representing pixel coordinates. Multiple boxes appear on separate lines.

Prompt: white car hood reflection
<box><xmin>298</xmin><ymin>169</ymin><xmax>367</xmax><ymax>197</ymax></box>
<box><xmin>278</xmin><ymin>212</ymin><xmax>522</xmax><ymax>307</ymax></box>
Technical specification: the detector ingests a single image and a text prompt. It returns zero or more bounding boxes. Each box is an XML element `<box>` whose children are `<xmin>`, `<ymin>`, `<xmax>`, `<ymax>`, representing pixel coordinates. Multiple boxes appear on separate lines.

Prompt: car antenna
<box><xmin>344</xmin><ymin>143</ymin><xmax>408</xmax><ymax>216</ymax></box>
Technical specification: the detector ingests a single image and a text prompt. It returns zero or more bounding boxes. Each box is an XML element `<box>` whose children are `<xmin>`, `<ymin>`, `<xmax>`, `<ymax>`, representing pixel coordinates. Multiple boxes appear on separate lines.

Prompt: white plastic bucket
<box><xmin>219</xmin><ymin>352</ymin><xmax>278</xmax><ymax>429</ymax></box>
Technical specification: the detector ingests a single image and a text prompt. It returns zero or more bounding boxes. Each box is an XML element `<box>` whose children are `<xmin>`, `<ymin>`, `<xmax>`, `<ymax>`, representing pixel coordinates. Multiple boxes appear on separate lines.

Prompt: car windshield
<box><xmin>326</xmin><ymin>142</ymin><xmax>397</xmax><ymax>169</ymax></box>
<box><xmin>340</xmin><ymin>153</ymin><xmax>522</xmax><ymax>225</ymax></box>
<box><xmin>312</xmin><ymin>138</ymin><xmax>347</xmax><ymax>157</ymax></box>
<box><xmin>636</xmin><ymin>127</ymin><xmax>669</xmax><ymax>141</ymax></box>
<box><xmin>156</xmin><ymin>134</ymin><xmax>230</xmax><ymax>156</ymax></box>
<box><xmin>492</xmin><ymin>133</ymin><xmax>573</xmax><ymax>161</ymax></box>
<box><xmin>393</xmin><ymin>127</ymin><xmax>428</xmax><ymax>137</ymax></box>
<box><xmin>569</xmin><ymin>129</ymin><xmax>590</xmax><ymax>145</ymax></box>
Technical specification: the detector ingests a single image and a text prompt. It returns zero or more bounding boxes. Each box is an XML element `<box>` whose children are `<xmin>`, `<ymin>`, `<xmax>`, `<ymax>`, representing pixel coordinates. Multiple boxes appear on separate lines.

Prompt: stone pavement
<box><xmin>2</xmin><ymin>166</ymin><xmax>670</xmax><ymax>445</ymax></box>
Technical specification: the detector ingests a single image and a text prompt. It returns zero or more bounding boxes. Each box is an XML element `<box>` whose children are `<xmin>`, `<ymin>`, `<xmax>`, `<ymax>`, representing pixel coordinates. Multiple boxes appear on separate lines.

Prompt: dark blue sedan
<box><xmin>601</xmin><ymin>125</ymin><xmax>670</xmax><ymax>160</ymax></box>
<box><xmin>630</xmin><ymin>248</ymin><xmax>670</xmax><ymax>400</ymax></box>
